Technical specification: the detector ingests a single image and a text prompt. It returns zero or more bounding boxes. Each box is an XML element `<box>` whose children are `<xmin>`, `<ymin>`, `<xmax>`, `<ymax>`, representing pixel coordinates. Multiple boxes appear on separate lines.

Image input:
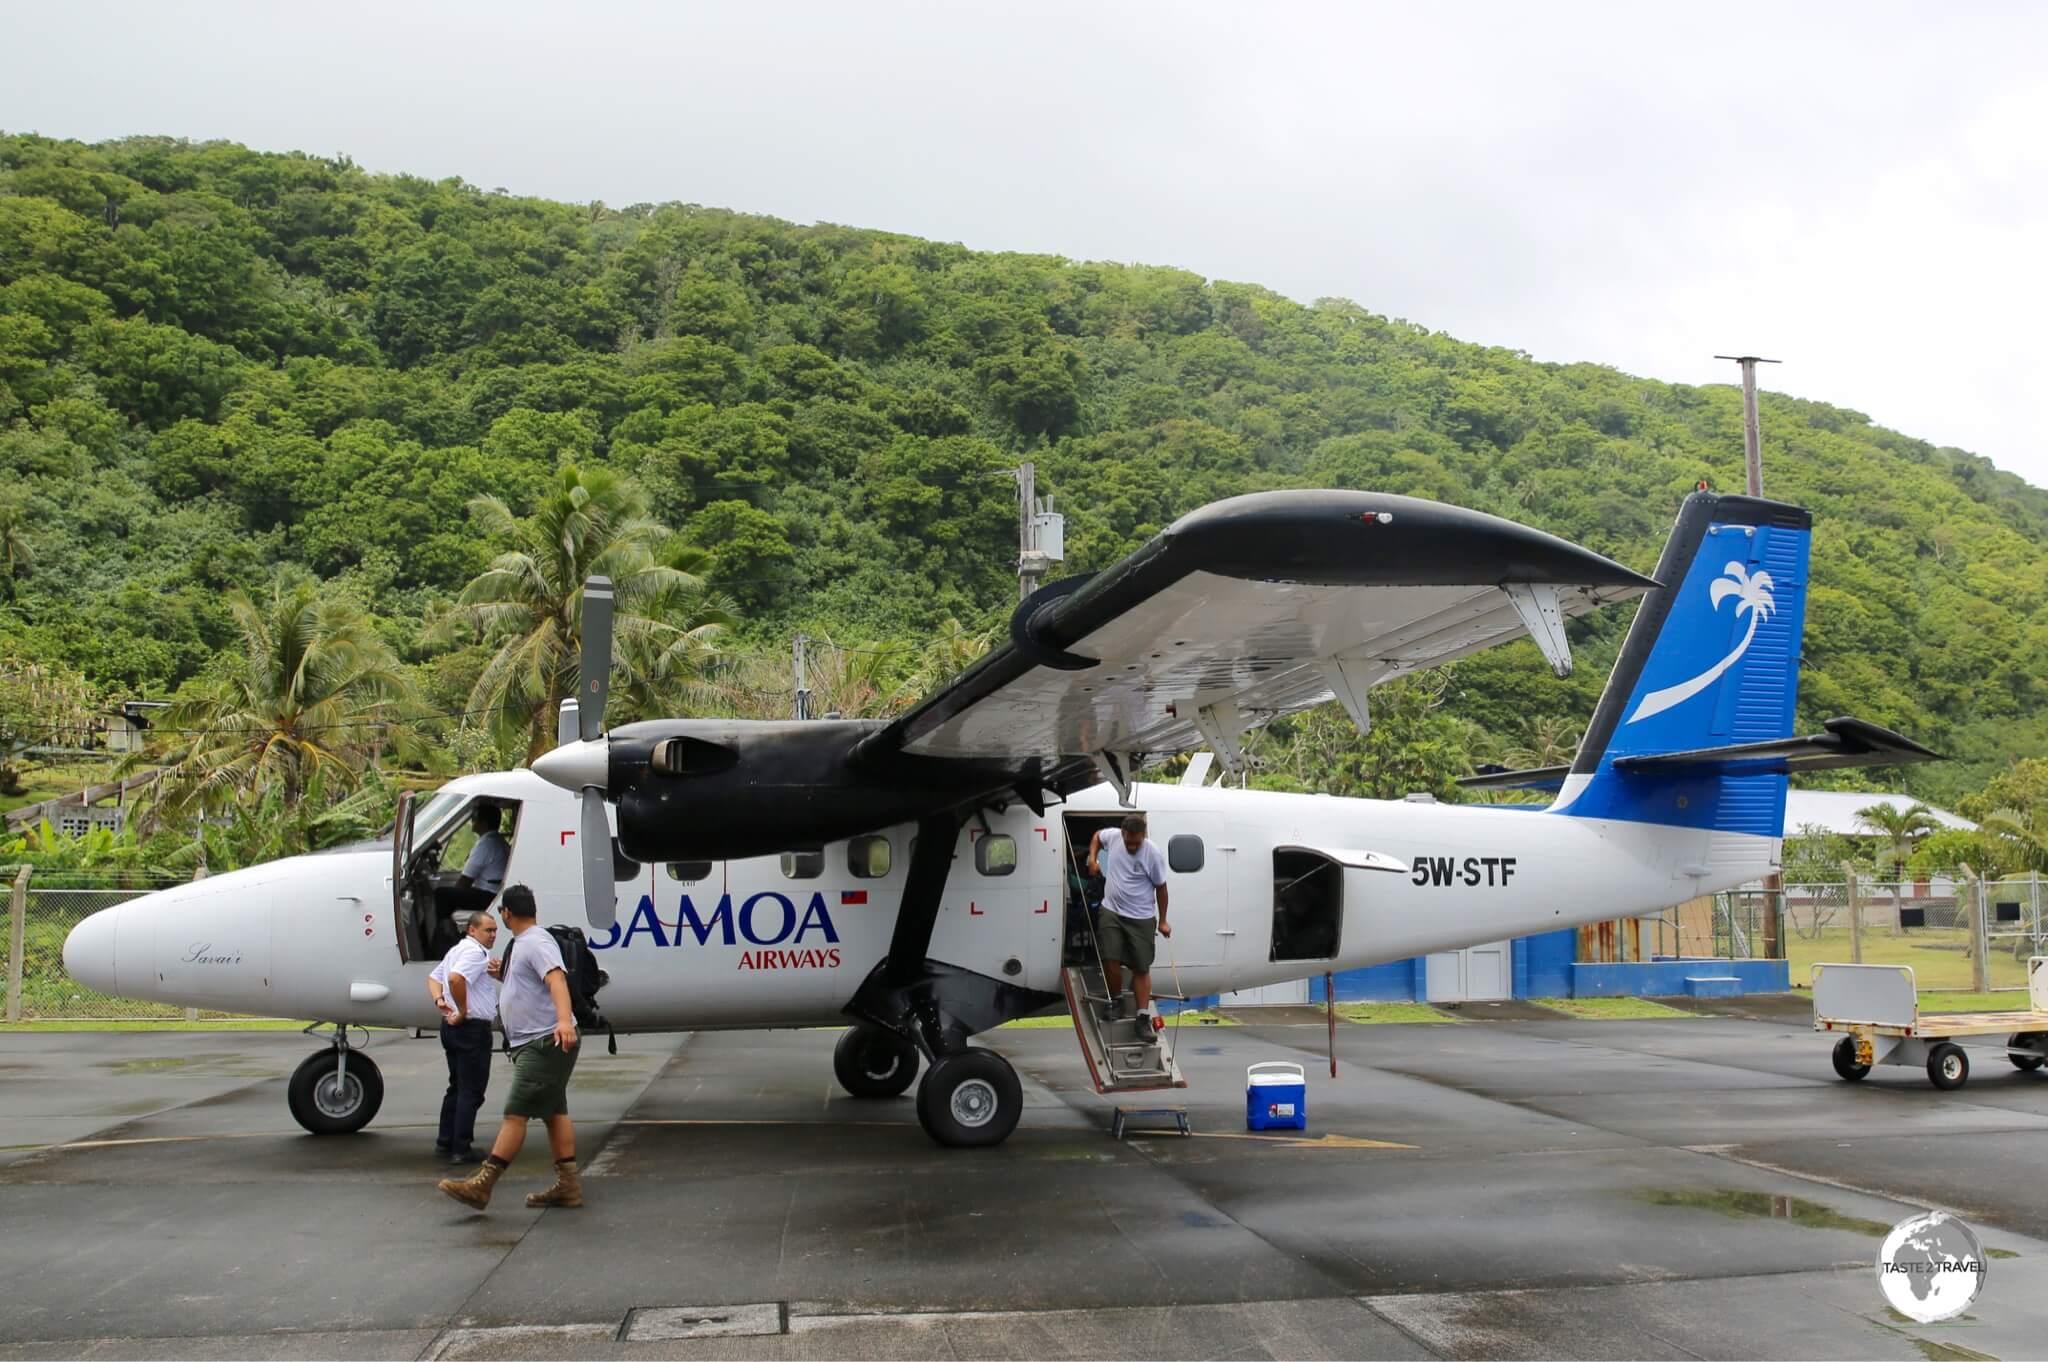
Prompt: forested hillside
<box><xmin>3</xmin><ymin>133</ymin><xmax>2045</xmax><ymax>823</ymax></box>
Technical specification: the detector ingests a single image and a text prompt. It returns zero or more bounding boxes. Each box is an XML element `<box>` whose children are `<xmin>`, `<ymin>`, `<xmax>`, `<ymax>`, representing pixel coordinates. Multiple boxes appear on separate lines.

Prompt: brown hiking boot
<box><xmin>437</xmin><ymin>1159</ymin><xmax>503</xmax><ymax>1210</ymax></box>
<box><xmin>524</xmin><ymin>1158</ymin><xmax>583</xmax><ymax>1209</ymax></box>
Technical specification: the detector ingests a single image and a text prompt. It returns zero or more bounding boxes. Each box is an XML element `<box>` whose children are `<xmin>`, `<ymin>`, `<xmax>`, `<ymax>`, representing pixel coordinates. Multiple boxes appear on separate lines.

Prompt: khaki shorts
<box><xmin>1096</xmin><ymin>908</ymin><xmax>1157</xmax><ymax>973</ymax></box>
<box><xmin>504</xmin><ymin>1034</ymin><xmax>579</xmax><ymax>1118</ymax></box>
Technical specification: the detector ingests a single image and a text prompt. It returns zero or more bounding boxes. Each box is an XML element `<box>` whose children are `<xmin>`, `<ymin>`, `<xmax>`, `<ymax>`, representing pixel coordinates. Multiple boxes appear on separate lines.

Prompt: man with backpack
<box><xmin>438</xmin><ymin>884</ymin><xmax>583</xmax><ymax>1211</ymax></box>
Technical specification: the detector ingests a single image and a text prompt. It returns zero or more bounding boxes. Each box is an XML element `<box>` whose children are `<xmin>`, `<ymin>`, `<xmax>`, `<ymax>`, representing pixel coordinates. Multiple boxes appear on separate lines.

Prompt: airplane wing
<box><xmin>869</xmin><ymin>490</ymin><xmax>1654</xmax><ymax>787</ymax></box>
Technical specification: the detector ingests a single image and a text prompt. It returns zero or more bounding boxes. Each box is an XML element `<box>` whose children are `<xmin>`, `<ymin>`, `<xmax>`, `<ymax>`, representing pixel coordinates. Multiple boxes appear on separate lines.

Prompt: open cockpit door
<box><xmin>391</xmin><ymin>790</ymin><xmax>420</xmax><ymax>962</ymax></box>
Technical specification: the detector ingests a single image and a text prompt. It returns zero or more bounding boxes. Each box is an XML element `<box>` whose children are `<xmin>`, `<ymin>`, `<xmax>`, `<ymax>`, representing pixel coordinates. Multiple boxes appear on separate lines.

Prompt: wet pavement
<box><xmin>2</xmin><ymin>1010</ymin><xmax>2046</xmax><ymax>1359</ymax></box>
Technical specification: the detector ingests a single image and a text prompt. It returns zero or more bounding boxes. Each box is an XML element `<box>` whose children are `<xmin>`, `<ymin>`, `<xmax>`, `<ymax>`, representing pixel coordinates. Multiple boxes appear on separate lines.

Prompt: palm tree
<box><xmin>1856</xmin><ymin>801</ymin><xmax>1941</xmax><ymax>935</ymax></box>
<box><xmin>142</xmin><ymin>572</ymin><xmax>418</xmax><ymax>824</ymax></box>
<box><xmin>894</xmin><ymin>619</ymin><xmax>1000</xmax><ymax>709</ymax></box>
<box><xmin>428</xmin><ymin>465</ymin><xmax>731</xmax><ymax>760</ymax></box>
<box><xmin>1980</xmin><ymin>807</ymin><xmax>2048</xmax><ymax>875</ymax></box>
<box><xmin>1503</xmin><ymin>715</ymin><xmax>1581</xmax><ymax>770</ymax></box>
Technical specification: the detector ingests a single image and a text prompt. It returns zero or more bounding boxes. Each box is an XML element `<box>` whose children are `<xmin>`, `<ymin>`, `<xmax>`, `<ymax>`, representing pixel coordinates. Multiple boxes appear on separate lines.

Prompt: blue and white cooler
<box><xmin>1245</xmin><ymin>1061</ymin><xmax>1307</xmax><ymax>1131</ymax></box>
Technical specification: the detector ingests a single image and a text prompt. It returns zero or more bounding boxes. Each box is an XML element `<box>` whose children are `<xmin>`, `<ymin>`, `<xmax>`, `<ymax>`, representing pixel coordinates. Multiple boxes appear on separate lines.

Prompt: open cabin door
<box><xmin>1266</xmin><ymin>845</ymin><xmax>1408</xmax><ymax>967</ymax></box>
<box><xmin>391</xmin><ymin>791</ymin><xmax>421</xmax><ymax>962</ymax></box>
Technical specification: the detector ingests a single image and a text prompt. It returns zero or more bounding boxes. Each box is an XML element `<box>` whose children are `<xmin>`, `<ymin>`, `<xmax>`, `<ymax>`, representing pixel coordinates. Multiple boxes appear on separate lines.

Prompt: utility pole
<box><xmin>1016</xmin><ymin>462</ymin><xmax>1042</xmax><ymax>602</ymax></box>
<box><xmin>1713</xmin><ymin>354</ymin><xmax>1781</xmax><ymax>497</ymax></box>
<box><xmin>1718</xmin><ymin>352</ymin><xmax>1785</xmax><ymax>960</ymax></box>
<box><xmin>792</xmin><ymin>633</ymin><xmax>810</xmax><ymax>721</ymax></box>
<box><xmin>1015</xmin><ymin>461</ymin><xmax>1065</xmax><ymax>602</ymax></box>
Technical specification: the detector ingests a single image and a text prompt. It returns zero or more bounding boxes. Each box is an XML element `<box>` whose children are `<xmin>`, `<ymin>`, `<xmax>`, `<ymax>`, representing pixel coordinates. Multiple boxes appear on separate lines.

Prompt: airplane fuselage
<box><xmin>65</xmin><ymin>768</ymin><xmax>1776</xmax><ymax>1030</ymax></box>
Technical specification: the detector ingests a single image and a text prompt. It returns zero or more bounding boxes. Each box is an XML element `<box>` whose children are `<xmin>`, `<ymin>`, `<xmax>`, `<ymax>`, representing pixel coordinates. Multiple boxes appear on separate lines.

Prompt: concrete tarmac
<box><xmin>2</xmin><ymin>1011</ymin><xmax>2045</xmax><ymax>1359</ymax></box>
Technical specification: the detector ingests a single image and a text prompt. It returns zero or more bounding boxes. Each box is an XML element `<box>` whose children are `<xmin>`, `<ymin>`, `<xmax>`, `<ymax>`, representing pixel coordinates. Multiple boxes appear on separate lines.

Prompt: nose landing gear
<box><xmin>287</xmin><ymin>1023</ymin><xmax>385</xmax><ymax>1135</ymax></box>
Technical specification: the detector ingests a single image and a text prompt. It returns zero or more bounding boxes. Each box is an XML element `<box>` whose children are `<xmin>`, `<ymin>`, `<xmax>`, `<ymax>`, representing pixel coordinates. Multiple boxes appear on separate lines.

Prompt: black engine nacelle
<box><xmin>606</xmin><ymin>719</ymin><xmax>1017</xmax><ymax>863</ymax></box>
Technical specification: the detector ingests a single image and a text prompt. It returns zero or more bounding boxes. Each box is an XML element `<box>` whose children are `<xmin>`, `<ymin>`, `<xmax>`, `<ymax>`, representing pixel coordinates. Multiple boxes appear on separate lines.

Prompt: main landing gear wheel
<box><xmin>1926</xmin><ymin>1042</ymin><xmax>1969</xmax><ymax>1091</ymax></box>
<box><xmin>834</xmin><ymin>1024</ymin><xmax>920</xmax><ymax>1099</ymax></box>
<box><xmin>916</xmin><ymin>1049</ymin><xmax>1022</xmax><ymax>1148</ymax></box>
<box><xmin>1831</xmin><ymin>1037</ymin><xmax>1871</xmax><ymax>1082</ymax></box>
<box><xmin>2010</xmin><ymin>1032</ymin><xmax>2046</xmax><ymax>1072</ymax></box>
<box><xmin>287</xmin><ymin>1049</ymin><xmax>384</xmax><ymax>1134</ymax></box>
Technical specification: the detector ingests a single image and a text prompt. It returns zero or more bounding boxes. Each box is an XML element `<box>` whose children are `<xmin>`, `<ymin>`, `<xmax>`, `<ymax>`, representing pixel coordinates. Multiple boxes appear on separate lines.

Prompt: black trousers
<box><xmin>431</xmin><ymin>885</ymin><xmax>495</xmax><ymax>954</ymax></box>
<box><xmin>436</xmin><ymin>1019</ymin><xmax>494</xmax><ymax>1153</ymax></box>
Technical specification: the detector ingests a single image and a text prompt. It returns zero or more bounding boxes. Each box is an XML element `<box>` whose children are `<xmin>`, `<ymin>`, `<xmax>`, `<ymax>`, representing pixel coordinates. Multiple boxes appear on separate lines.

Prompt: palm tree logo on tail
<box><xmin>1626</xmin><ymin>562</ymin><xmax>1776</xmax><ymax>724</ymax></box>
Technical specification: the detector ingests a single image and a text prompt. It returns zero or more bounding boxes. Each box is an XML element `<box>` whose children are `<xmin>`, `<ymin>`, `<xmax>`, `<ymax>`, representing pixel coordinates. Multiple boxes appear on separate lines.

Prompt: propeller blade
<box><xmin>580</xmin><ymin>790</ymin><xmax>616</xmax><ymax>931</ymax></box>
<box><xmin>579</xmin><ymin>576</ymin><xmax>614</xmax><ymax>743</ymax></box>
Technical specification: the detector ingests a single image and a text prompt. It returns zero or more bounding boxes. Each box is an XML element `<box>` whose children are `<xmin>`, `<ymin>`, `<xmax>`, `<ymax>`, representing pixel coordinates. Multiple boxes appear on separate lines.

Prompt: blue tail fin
<box><xmin>1552</xmin><ymin>492</ymin><xmax>1812</xmax><ymax>834</ymax></box>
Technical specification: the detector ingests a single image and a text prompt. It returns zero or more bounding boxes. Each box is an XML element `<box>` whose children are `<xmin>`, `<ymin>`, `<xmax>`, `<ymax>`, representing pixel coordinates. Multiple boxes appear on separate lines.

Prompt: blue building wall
<box><xmin>1292</xmin><ymin>929</ymin><xmax>1785</xmax><ymax>1002</ymax></box>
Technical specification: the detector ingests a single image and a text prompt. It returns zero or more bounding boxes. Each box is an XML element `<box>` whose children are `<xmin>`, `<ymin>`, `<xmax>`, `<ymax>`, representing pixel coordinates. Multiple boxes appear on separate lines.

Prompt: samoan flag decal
<box><xmin>840</xmin><ymin>891</ymin><xmax>868</xmax><ymax>906</ymax></box>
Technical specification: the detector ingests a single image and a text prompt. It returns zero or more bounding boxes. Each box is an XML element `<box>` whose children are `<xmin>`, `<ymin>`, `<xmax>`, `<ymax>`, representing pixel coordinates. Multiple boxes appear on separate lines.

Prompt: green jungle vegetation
<box><xmin>2</xmin><ymin>132</ymin><xmax>2046</xmax><ymax>875</ymax></box>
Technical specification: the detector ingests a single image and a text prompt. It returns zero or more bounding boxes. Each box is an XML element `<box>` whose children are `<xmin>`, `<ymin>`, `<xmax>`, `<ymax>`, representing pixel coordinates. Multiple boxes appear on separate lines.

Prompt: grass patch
<box><xmin>1163</xmin><ymin>1010</ymin><xmax>1237</xmax><ymax>1027</ymax></box>
<box><xmin>1335</xmin><ymin>1002</ymin><xmax>1459</xmax><ymax>1024</ymax></box>
<box><xmin>998</xmin><ymin>1009</ymin><xmax>1237</xmax><ymax>1029</ymax></box>
<box><xmin>1917</xmin><ymin>989</ymin><xmax>2037</xmax><ymax>1014</ymax></box>
<box><xmin>1532</xmin><ymin>996</ymin><xmax>1695</xmax><ymax>1020</ymax></box>
<box><xmin>1786</xmin><ymin>926</ymin><xmax>2034</xmax><ymax>993</ymax></box>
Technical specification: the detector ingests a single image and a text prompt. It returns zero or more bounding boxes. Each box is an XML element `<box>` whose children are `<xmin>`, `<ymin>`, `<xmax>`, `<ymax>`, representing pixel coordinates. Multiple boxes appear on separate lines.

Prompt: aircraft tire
<box><xmin>287</xmin><ymin>1049</ymin><xmax>385</xmax><ymax>1134</ymax></box>
<box><xmin>1926</xmin><ymin>1042</ymin><xmax>1969</xmax><ymax>1091</ymax></box>
<box><xmin>833</xmin><ymin>1025</ymin><xmax>919</xmax><ymax>1099</ymax></box>
<box><xmin>1830</xmin><ymin>1037</ymin><xmax>1870</xmax><ymax>1082</ymax></box>
<box><xmin>2008</xmin><ymin>1033</ymin><xmax>2045</xmax><ymax>1072</ymax></box>
<box><xmin>915</xmin><ymin>1049</ymin><xmax>1022</xmax><ymax>1148</ymax></box>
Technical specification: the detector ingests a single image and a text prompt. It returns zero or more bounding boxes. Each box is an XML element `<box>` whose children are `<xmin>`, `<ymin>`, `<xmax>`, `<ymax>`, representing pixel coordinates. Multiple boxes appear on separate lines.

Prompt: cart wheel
<box><xmin>2009</xmin><ymin>1032</ymin><xmax>2046</xmax><ymax>1072</ymax></box>
<box><xmin>1831</xmin><ymin>1037</ymin><xmax>1870</xmax><ymax>1082</ymax></box>
<box><xmin>1927</xmin><ymin>1042</ymin><xmax>1969</xmax><ymax>1090</ymax></box>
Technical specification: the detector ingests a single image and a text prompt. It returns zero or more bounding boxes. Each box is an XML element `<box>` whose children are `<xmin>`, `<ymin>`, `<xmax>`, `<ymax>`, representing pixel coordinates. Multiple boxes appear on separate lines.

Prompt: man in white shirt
<box><xmin>1086</xmin><ymin>814</ymin><xmax>1172</xmax><ymax>1037</ymax></box>
<box><xmin>433</xmin><ymin>803</ymin><xmax>512</xmax><ymax>951</ymax></box>
<box><xmin>438</xmin><ymin>885</ymin><xmax>583</xmax><ymax>1212</ymax></box>
<box><xmin>426</xmin><ymin>910</ymin><xmax>499</xmax><ymax>1162</ymax></box>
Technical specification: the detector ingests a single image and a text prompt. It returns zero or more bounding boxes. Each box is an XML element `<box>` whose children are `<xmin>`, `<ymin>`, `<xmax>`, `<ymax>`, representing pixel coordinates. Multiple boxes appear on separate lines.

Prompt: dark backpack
<box><xmin>503</xmin><ymin>924</ymin><xmax>615</xmax><ymax>1054</ymax></box>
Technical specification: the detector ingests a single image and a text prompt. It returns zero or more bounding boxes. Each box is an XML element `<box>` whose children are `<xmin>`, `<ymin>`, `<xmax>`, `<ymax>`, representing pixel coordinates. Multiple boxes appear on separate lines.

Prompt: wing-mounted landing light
<box><xmin>532</xmin><ymin>576</ymin><xmax>618</xmax><ymax>932</ymax></box>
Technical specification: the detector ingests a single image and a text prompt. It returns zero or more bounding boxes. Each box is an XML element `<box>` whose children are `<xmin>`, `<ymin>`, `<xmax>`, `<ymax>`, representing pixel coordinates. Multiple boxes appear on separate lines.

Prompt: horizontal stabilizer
<box><xmin>1611</xmin><ymin>716</ymin><xmax>1940</xmax><ymax>775</ymax></box>
<box><xmin>1458</xmin><ymin>764</ymin><xmax>1570</xmax><ymax>793</ymax></box>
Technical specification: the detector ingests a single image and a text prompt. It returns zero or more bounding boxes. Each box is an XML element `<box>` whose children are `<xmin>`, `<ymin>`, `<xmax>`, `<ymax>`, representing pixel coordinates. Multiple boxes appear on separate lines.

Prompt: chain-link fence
<box><xmin>2</xmin><ymin>866</ymin><xmax>266</xmax><ymax>1021</ymax></box>
<box><xmin>1770</xmin><ymin>874</ymin><xmax>2044</xmax><ymax>993</ymax></box>
<box><xmin>1983</xmin><ymin>873</ymin><xmax>2047</xmax><ymax>967</ymax></box>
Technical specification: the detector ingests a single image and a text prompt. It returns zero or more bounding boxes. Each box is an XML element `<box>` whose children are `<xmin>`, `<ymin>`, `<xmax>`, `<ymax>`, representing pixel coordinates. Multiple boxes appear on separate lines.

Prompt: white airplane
<box><xmin>63</xmin><ymin>489</ymin><xmax>1932</xmax><ymax>1147</ymax></box>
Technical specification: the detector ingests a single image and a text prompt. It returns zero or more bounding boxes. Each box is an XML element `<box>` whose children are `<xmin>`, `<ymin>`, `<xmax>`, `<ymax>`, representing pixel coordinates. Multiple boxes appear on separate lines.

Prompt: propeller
<box><xmin>533</xmin><ymin>576</ymin><xmax>618</xmax><ymax>931</ymax></box>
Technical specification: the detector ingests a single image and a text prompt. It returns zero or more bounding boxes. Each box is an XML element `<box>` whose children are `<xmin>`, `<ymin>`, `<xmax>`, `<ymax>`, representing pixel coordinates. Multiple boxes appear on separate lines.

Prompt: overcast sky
<box><xmin>11</xmin><ymin>1</ymin><xmax>2047</xmax><ymax>489</ymax></box>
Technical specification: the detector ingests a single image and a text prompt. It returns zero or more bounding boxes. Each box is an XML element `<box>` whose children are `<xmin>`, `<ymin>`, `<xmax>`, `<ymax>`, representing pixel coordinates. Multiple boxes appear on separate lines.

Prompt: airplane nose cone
<box><xmin>533</xmin><ymin>737</ymin><xmax>608</xmax><ymax>792</ymax></box>
<box><xmin>63</xmin><ymin>905</ymin><xmax>122</xmax><ymax>996</ymax></box>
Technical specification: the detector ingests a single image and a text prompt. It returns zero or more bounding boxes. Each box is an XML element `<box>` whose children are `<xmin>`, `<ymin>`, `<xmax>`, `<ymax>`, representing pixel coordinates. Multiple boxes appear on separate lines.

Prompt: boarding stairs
<box><xmin>1061</xmin><ymin>963</ymin><xmax>1187</xmax><ymax>1094</ymax></box>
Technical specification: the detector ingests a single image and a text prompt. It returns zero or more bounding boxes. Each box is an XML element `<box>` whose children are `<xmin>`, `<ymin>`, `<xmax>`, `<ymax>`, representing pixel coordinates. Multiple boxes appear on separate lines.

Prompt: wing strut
<box><xmin>844</xmin><ymin>810</ymin><xmax>1057</xmax><ymax>1058</ymax></box>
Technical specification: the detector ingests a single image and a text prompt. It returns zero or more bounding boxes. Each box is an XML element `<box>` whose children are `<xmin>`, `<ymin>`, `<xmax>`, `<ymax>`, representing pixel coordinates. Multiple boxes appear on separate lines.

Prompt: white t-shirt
<box><xmin>1096</xmin><ymin>830</ymin><xmax>1167</xmax><ymax>920</ymax></box>
<box><xmin>429</xmin><ymin>935</ymin><xmax>499</xmax><ymax>1023</ymax></box>
<box><xmin>461</xmin><ymin>830</ymin><xmax>511</xmax><ymax>893</ymax></box>
<box><xmin>500</xmin><ymin>923</ymin><xmax>568</xmax><ymax>1048</ymax></box>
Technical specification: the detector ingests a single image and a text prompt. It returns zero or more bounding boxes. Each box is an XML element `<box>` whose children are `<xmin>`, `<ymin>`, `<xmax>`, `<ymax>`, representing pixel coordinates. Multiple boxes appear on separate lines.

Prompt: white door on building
<box><xmin>1425</xmin><ymin>941</ymin><xmax>1511</xmax><ymax>1002</ymax></box>
<box><xmin>1221</xmin><ymin>978</ymin><xmax>1310</xmax><ymax>1007</ymax></box>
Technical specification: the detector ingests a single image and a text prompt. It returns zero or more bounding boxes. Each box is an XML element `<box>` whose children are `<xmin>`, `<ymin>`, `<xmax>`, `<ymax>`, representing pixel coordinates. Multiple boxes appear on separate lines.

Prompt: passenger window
<box><xmin>848</xmin><ymin>835</ymin><xmax>891</xmax><ymax>879</ymax></box>
<box><xmin>975</xmin><ymin>834</ymin><xmax>1017</xmax><ymax>876</ymax></box>
<box><xmin>781</xmin><ymin>850</ymin><xmax>824</xmax><ymax>879</ymax></box>
<box><xmin>666</xmin><ymin>861</ymin><xmax>713</xmax><ymax>883</ymax></box>
<box><xmin>1167</xmin><ymin>835</ymin><xmax>1205</xmax><ymax>873</ymax></box>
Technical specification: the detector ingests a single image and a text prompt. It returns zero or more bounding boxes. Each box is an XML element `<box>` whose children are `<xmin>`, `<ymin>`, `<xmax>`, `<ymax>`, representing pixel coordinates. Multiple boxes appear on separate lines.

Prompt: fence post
<box><xmin>1843</xmin><ymin>862</ymin><xmax>1862</xmax><ymax>966</ymax></box>
<box><xmin>1969</xmin><ymin>871</ymin><xmax>1991</xmax><ymax>994</ymax></box>
<box><xmin>6</xmin><ymin>866</ymin><xmax>28</xmax><ymax>1024</ymax></box>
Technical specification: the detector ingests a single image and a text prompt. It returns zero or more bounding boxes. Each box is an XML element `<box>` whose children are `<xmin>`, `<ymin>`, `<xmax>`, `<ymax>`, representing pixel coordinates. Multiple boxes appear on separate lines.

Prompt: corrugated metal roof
<box><xmin>1784</xmin><ymin>790</ymin><xmax>1975</xmax><ymax>835</ymax></box>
